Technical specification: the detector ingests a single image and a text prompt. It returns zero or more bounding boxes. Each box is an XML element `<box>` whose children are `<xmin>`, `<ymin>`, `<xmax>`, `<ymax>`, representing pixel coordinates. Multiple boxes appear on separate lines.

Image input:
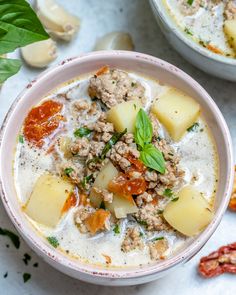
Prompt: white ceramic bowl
<box><xmin>149</xmin><ymin>0</ymin><xmax>236</xmax><ymax>81</ymax></box>
<box><xmin>0</xmin><ymin>51</ymin><xmax>234</xmax><ymax>286</ymax></box>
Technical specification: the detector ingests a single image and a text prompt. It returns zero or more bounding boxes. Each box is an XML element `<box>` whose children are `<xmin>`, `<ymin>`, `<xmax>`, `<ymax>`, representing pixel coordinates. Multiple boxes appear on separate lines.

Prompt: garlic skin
<box><xmin>94</xmin><ymin>32</ymin><xmax>134</xmax><ymax>51</ymax></box>
<box><xmin>36</xmin><ymin>0</ymin><xmax>80</xmax><ymax>41</ymax></box>
<box><xmin>21</xmin><ymin>39</ymin><xmax>57</xmax><ymax>68</ymax></box>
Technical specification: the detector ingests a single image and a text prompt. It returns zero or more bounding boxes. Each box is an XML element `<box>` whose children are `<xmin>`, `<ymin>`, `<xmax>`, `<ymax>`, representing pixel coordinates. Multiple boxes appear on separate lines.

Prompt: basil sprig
<box><xmin>0</xmin><ymin>0</ymin><xmax>49</xmax><ymax>82</ymax></box>
<box><xmin>134</xmin><ymin>109</ymin><xmax>165</xmax><ymax>174</ymax></box>
<box><xmin>74</xmin><ymin>127</ymin><xmax>92</xmax><ymax>138</ymax></box>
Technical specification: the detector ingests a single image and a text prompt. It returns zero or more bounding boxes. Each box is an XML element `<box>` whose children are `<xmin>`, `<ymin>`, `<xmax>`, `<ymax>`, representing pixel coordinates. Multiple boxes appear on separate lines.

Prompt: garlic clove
<box><xmin>36</xmin><ymin>0</ymin><xmax>80</xmax><ymax>41</ymax></box>
<box><xmin>94</xmin><ymin>32</ymin><xmax>134</xmax><ymax>51</ymax></box>
<box><xmin>21</xmin><ymin>38</ymin><xmax>57</xmax><ymax>68</ymax></box>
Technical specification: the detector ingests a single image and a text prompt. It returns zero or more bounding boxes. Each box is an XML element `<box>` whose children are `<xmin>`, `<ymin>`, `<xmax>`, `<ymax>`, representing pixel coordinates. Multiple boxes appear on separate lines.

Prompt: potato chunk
<box><xmin>224</xmin><ymin>20</ymin><xmax>236</xmax><ymax>52</ymax></box>
<box><xmin>24</xmin><ymin>173</ymin><xmax>74</xmax><ymax>227</ymax></box>
<box><xmin>105</xmin><ymin>194</ymin><xmax>138</xmax><ymax>218</ymax></box>
<box><xmin>163</xmin><ymin>186</ymin><xmax>213</xmax><ymax>236</ymax></box>
<box><xmin>107</xmin><ymin>99</ymin><xmax>142</xmax><ymax>133</ymax></box>
<box><xmin>152</xmin><ymin>88</ymin><xmax>200</xmax><ymax>141</ymax></box>
<box><xmin>89</xmin><ymin>161</ymin><xmax>119</xmax><ymax>208</ymax></box>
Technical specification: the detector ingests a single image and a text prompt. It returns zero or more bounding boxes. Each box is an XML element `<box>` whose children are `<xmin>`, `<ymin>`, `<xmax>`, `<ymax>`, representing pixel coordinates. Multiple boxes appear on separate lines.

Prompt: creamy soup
<box><xmin>14</xmin><ymin>67</ymin><xmax>218</xmax><ymax>268</ymax></box>
<box><xmin>163</xmin><ymin>0</ymin><xmax>236</xmax><ymax>58</ymax></box>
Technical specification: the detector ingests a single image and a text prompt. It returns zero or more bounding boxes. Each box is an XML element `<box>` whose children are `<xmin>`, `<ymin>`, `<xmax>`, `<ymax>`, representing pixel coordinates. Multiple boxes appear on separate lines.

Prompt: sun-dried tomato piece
<box><xmin>23</xmin><ymin>100</ymin><xmax>64</xmax><ymax>147</ymax></box>
<box><xmin>198</xmin><ymin>242</ymin><xmax>236</xmax><ymax>278</ymax></box>
<box><xmin>229</xmin><ymin>166</ymin><xmax>236</xmax><ymax>211</ymax></box>
<box><xmin>126</xmin><ymin>154</ymin><xmax>146</xmax><ymax>173</ymax></box>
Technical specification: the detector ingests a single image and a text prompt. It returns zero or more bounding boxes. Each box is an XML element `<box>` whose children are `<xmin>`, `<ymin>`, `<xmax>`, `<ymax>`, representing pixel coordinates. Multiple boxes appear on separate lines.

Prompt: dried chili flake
<box><xmin>198</xmin><ymin>242</ymin><xmax>236</xmax><ymax>278</ymax></box>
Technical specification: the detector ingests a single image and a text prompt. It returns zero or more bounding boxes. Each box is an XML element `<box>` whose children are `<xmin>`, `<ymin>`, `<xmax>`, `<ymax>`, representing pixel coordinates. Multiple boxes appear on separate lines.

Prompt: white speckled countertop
<box><xmin>0</xmin><ymin>0</ymin><xmax>235</xmax><ymax>294</ymax></box>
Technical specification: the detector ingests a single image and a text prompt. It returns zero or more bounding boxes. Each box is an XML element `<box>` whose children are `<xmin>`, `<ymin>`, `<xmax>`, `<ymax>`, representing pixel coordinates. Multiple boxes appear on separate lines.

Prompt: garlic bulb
<box><xmin>36</xmin><ymin>0</ymin><xmax>80</xmax><ymax>41</ymax></box>
<box><xmin>21</xmin><ymin>39</ymin><xmax>57</xmax><ymax>68</ymax></box>
<box><xmin>94</xmin><ymin>32</ymin><xmax>134</xmax><ymax>51</ymax></box>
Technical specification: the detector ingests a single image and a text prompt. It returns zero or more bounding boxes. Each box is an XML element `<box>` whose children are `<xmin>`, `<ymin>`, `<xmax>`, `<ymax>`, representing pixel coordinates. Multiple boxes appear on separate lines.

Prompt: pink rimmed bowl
<box><xmin>0</xmin><ymin>51</ymin><xmax>234</xmax><ymax>286</ymax></box>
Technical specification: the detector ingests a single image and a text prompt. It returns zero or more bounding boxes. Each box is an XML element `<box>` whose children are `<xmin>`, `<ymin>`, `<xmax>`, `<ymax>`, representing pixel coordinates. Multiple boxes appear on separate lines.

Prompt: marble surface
<box><xmin>0</xmin><ymin>0</ymin><xmax>235</xmax><ymax>294</ymax></box>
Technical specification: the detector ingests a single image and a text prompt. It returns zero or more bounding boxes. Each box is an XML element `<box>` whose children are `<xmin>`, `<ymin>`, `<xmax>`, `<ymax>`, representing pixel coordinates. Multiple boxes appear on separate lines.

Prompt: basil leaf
<box><xmin>0</xmin><ymin>0</ymin><xmax>49</xmax><ymax>55</ymax></box>
<box><xmin>140</xmin><ymin>144</ymin><xmax>165</xmax><ymax>174</ymax></box>
<box><xmin>187</xmin><ymin>0</ymin><xmax>194</xmax><ymax>5</ymax></box>
<box><xmin>74</xmin><ymin>127</ymin><xmax>92</xmax><ymax>138</ymax></box>
<box><xmin>113</xmin><ymin>224</ymin><xmax>120</xmax><ymax>234</ymax></box>
<box><xmin>187</xmin><ymin>122</ymin><xmax>199</xmax><ymax>132</ymax></box>
<box><xmin>64</xmin><ymin>167</ymin><xmax>74</xmax><ymax>177</ymax></box>
<box><xmin>47</xmin><ymin>236</ymin><xmax>59</xmax><ymax>248</ymax></box>
<box><xmin>163</xmin><ymin>188</ymin><xmax>173</xmax><ymax>198</ymax></box>
<box><xmin>100</xmin><ymin>128</ymin><xmax>127</xmax><ymax>160</ymax></box>
<box><xmin>134</xmin><ymin>109</ymin><xmax>153</xmax><ymax>148</ymax></box>
<box><xmin>0</xmin><ymin>57</ymin><xmax>21</xmax><ymax>83</ymax></box>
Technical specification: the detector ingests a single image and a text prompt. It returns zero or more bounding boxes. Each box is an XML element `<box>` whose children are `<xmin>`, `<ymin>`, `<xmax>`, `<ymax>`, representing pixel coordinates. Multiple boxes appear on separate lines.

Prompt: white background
<box><xmin>0</xmin><ymin>1</ymin><xmax>236</xmax><ymax>294</ymax></box>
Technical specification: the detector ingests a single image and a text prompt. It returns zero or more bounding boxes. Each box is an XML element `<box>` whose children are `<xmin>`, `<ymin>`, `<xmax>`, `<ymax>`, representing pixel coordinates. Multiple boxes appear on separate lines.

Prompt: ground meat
<box><xmin>70</xmin><ymin>137</ymin><xmax>90</xmax><ymax>157</ymax></box>
<box><xmin>57</xmin><ymin>161</ymin><xmax>84</xmax><ymax>185</ymax></box>
<box><xmin>93</xmin><ymin>187</ymin><xmax>113</xmax><ymax>203</ymax></box>
<box><xmin>136</xmin><ymin>192</ymin><xmax>154</xmax><ymax>207</ymax></box>
<box><xmin>224</xmin><ymin>1</ymin><xmax>236</xmax><ymax>20</ymax></box>
<box><xmin>178</xmin><ymin>0</ymin><xmax>202</xmax><ymax>16</ymax></box>
<box><xmin>88</xmin><ymin>68</ymin><xmax>146</xmax><ymax>108</ymax></box>
<box><xmin>134</xmin><ymin>203</ymin><xmax>169</xmax><ymax>231</ymax></box>
<box><xmin>150</xmin><ymin>113</ymin><xmax>160</xmax><ymax>138</ymax></box>
<box><xmin>121</xmin><ymin>227</ymin><xmax>144</xmax><ymax>252</ymax></box>
<box><xmin>74</xmin><ymin>206</ymin><xmax>95</xmax><ymax>233</ymax></box>
<box><xmin>149</xmin><ymin>238</ymin><xmax>168</xmax><ymax>260</ymax></box>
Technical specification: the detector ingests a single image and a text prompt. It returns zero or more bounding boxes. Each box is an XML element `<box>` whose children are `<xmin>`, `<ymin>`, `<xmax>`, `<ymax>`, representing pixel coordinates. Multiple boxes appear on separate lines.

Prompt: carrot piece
<box><xmin>95</xmin><ymin>66</ymin><xmax>109</xmax><ymax>76</ymax></box>
<box><xmin>61</xmin><ymin>192</ymin><xmax>77</xmax><ymax>213</ymax></box>
<box><xmin>85</xmin><ymin>209</ymin><xmax>110</xmax><ymax>234</ymax></box>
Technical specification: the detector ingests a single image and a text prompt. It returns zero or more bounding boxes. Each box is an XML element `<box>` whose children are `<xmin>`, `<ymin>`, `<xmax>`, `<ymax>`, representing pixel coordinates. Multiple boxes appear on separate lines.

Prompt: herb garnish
<box><xmin>154</xmin><ymin>237</ymin><xmax>164</xmax><ymax>241</ymax></box>
<box><xmin>187</xmin><ymin>122</ymin><xmax>199</xmax><ymax>132</ymax></box>
<box><xmin>47</xmin><ymin>236</ymin><xmax>59</xmax><ymax>248</ymax></box>
<box><xmin>64</xmin><ymin>167</ymin><xmax>74</xmax><ymax>177</ymax></box>
<box><xmin>184</xmin><ymin>27</ymin><xmax>193</xmax><ymax>36</ymax></box>
<box><xmin>0</xmin><ymin>0</ymin><xmax>49</xmax><ymax>83</ymax></box>
<box><xmin>134</xmin><ymin>109</ymin><xmax>165</xmax><ymax>174</ymax></box>
<box><xmin>81</xmin><ymin>174</ymin><xmax>94</xmax><ymax>189</ymax></box>
<box><xmin>18</xmin><ymin>134</ymin><xmax>24</xmax><ymax>143</ymax></box>
<box><xmin>74</xmin><ymin>127</ymin><xmax>92</xmax><ymax>138</ymax></box>
<box><xmin>23</xmin><ymin>253</ymin><xmax>31</xmax><ymax>265</ymax></box>
<box><xmin>163</xmin><ymin>188</ymin><xmax>173</xmax><ymax>198</ymax></box>
<box><xmin>187</xmin><ymin>0</ymin><xmax>194</xmax><ymax>5</ymax></box>
<box><xmin>138</xmin><ymin>220</ymin><xmax>148</xmax><ymax>226</ymax></box>
<box><xmin>100</xmin><ymin>128</ymin><xmax>127</xmax><ymax>160</ymax></box>
<box><xmin>113</xmin><ymin>224</ymin><xmax>120</xmax><ymax>234</ymax></box>
<box><xmin>23</xmin><ymin>273</ymin><xmax>31</xmax><ymax>283</ymax></box>
<box><xmin>0</xmin><ymin>228</ymin><xmax>20</xmax><ymax>249</ymax></box>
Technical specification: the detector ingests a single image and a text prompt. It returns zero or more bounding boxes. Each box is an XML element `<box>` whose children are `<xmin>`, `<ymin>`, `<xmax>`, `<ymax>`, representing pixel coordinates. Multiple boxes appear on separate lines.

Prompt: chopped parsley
<box><xmin>154</xmin><ymin>237</ymin><xmax>164</xmax><ymax>241</ymax></box>
<box><xmin>23</xmin><ymin>273</ymin><xmax>31</xmax><ymax>283</ymax></box>
<box><xmin>18</xmin><ymin>134</ymin><xmax>24</xmax><ymax>143</ymax></box>
<box><xmin>64</xmin><ymin>167</ymin><xmax>74</xmax><ymax>177</ymax></box>
<box><xmin>0</xmin><ymin>228</ymin><xmax>20</xmax><ymax>249</ymax></box>
<box><xmin>22</xmin><ymin>253</ymin><xmax>31</xmax><ymax>265</ymax></box>
<box><xmin>81</xmin><ymin>174</ymin><xmax>94</xmax><ymax>189</ymax></box>
<box><xmin>187</xmin><ymin>122</ymin><xmax>199</xmax><ymax>132</ymax></box>
<box><xmin>74</xmin><ymin>127</ymin><xmax>92</xmax><ymax>138</ymax></box>
<box><xmin>113</xmin><ymin>224</ymin><xmax>120</xmax><ymax>234</ymax></box>
<box><xmin>163</xmin><ymin>188</ymin><xmax>173</xmax><ymax>198</ymax></box>
<box><xmin>184</xmin><ymin>27</ymin><xmax>193</xmax><ymax>36</ymax></box>
<box><xmin>138</xmin><ymin>220</ymin><xmax>148</xmax><ymax>226</ymax></box>
<box><xmin>187</xmin><ymin>0</ymin><xmax>194</xmax><ymax>5</ymax></box>
<box><xmin>47</xmin><ymin>236</ymin><xmax>59</xmax><ymax>248</ymax></box>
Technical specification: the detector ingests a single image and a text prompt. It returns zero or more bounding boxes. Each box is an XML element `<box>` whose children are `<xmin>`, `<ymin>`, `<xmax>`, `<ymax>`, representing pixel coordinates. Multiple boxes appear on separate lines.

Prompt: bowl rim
<box><xmin>0</xmin><ymin>50</ymin><xmax>234</xmax><ymax>281</ymax></box>
<box><xmin>150</xmin><ymin>0</ymin><xmax>236</xmax><ymax>66</ymax></box>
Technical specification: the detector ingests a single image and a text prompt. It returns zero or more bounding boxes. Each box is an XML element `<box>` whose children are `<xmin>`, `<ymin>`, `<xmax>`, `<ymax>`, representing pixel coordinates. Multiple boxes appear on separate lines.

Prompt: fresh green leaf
<box><xmin>134</xmin><ymin>109</ymin><xmax>153</xmax><ymax>148</ymax></box>
<box><xmin>0</xmin><ymin>57</ymin><xmax>21</xmax><ymax>83</ymax></box>
<box><xmin>81</xmin><ymin>174</ymin><xmax>94</xmax><ymax>189</ymax></box>
<box><xmin>113</xmin><ymin>224</ymin><xmax>120</xmax><ymax>234</ymax></box>
<box><xmin>74</xmin><ymin>127</ymin><xmax>92</xmax><ymax>138</ymax></box>
<box><xmin>171</xmin><ymin>197</ymin><xmax>179</xmax><ymax>202</ymax></box>
<box><xmin>157</xmin><ymin>209</ymin><xmax>164</xmax><ymax>214</ymax></box>
<box><xmin>99</xmin><ymin>201</ymin><xmax>106</xmax><ymax>210</ymax></box>
<box><xmin>163</xmin><ymin>188</ymin><xmax>173</xmax><ymax>198</ymax></box>
<box><xmin>187</xmin><ymin>122</ymin><xmax>199</xmax><ymax>132</ymax></box>
<box><xmin>184</xmin><ymin>27</ymin><xmax>193</xmax><ymax>36</ymax></box>
<box><xmin>140</xmin><ymin>144</ymin><xmax>165</xmax><ymax>174</ymax></box>
<box><xmin>0</xmin><ymin>227</ymin><xmax>20</xmax><ymax>249</ymax></box>
<box><xmin>64</xmin><ymin>167</ymin><xmax>74</xmax><ymax>177</ymax></box>
<box><xmin>23</xmin><ymin>273</ymin><xmax>31</xmax><ymax>283</ymax></box>
<box><xmin>47</xmin><ymin>236</ymin><xmax>59</xmax><ymax>248</ymax></box>
<box><xmin>137</xmin><ymin>220</ymin><xmax>147</xmax><ymax>226</ymax></box>
<box><xmin>18</xmin><ymin>134</ymin><xmax>24</xmax><ymax>143</ymax></box>
<box><xmin>0</xmin><ymin>0</ymin><xmax>49</xmax><ymax>55</ymax></box>
<box><xmin>100</xmin><ymin>128</ymin><xmax>127</xmax><ymax>160</ymax></box>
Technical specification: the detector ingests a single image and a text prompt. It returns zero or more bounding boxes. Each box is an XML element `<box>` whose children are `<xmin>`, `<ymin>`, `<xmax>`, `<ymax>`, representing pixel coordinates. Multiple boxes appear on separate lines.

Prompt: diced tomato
<box><xmin>23</xmin><ymin>100</ymin><xmax>64</xmax><ymax>147</ymax></box>
<box><xmin>127</xmin><ymin>154</ymin><xmax>146</xmax><ymax>173</ymax></box>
